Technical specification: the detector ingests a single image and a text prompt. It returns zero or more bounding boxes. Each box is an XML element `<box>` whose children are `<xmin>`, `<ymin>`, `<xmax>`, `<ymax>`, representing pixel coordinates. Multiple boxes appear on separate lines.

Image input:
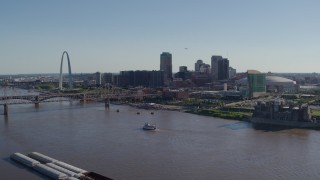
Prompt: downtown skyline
<box><xmin>1</xmin><ymin>0</ymin><xmax>320</xmax><ymax>74</ymax></box>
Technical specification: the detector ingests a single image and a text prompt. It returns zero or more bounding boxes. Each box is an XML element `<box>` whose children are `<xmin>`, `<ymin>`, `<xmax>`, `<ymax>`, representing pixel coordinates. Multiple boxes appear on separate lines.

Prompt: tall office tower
<box><xmin>95</xmin><ymin>72</ymin><xmax>102</xmax><ymax>85</ymax></box>
<box><xmin>160</xmin><ymin>52</ymin><xmax>172</xmax><ymax>83</ymax></box>
<box><xmin>195</xmin><ymin>60</ymin><xmax>204</xmax><ymax>72</ymax></box>
<box><xmin>218</xmin><ymin>58</ymin><xmax>229</xmax><ymax>80</ymax></box>
<box><xmin>103</xmin><ymin>73</ymin><xmax>113</xmax><ymax>84</ymax></box>
<box><xmin>211</xmin><ymin>56</ymin><xmax>223</xmax><ymax>81</ymax></box>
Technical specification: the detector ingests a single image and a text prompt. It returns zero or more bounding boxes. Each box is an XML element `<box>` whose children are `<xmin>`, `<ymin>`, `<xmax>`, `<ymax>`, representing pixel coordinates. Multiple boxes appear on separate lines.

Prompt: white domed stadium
<box><xmin>236</xmin><ymin>76</ymin><xmax>297</xmax><ymax>92</ymax></box>
<box><xmin>266</xmin><ymin>76</ymin><xmax>296</xmax><ymax>86</ymax></box>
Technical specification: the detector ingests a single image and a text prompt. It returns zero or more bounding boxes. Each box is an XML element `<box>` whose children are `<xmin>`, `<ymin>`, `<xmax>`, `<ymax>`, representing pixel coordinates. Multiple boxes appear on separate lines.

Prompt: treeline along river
<box><xmin>1</xmin><ymin>91</ymin><xmax>320</xmax><ymax>179</ymax></box>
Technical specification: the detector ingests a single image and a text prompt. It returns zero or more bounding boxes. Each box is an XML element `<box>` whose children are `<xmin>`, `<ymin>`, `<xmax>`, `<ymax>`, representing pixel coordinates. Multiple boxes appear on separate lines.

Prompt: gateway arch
<box><xmin>59</xmin><ymin>51</ymin><xmax>73</xmax><ymax>90</ymax></box>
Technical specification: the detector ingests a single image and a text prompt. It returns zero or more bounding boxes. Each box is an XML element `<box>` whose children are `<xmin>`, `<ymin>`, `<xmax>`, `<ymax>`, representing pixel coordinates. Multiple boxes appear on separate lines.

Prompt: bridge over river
<box><xmin>0</xmin><ymin>90</ymin><xmax>159</xmax><ymax>115</ymax></box>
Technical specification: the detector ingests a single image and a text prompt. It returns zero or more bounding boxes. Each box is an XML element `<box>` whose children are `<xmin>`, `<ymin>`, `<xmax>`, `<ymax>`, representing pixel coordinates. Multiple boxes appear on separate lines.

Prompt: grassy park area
<box><xmin>186</xmin><ymin>108</ymin><xmax>253</xmax><ymax>121</ymax></box>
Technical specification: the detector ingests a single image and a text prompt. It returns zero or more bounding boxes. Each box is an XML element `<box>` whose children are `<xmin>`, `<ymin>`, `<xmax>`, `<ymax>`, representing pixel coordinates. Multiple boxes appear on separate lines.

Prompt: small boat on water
<box><xmin>143</xmin><ymin>123</ymin><xmax>156</xmax><ymax>130</ymax></box>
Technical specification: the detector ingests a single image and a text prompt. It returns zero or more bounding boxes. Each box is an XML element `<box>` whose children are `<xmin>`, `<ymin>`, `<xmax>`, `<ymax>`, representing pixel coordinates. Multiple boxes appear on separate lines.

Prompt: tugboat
<box><xmin>142</xmin><ymin>123</ymin><xmax>156</xmax><ymax>130</ymax></box>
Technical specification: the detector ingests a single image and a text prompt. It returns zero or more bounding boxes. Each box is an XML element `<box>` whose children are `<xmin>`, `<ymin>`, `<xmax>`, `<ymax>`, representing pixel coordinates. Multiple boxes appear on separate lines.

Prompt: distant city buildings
<box><xmin>115</xmin><ymin>70</ymin><xmax>164</xmax><ymax>88</ymax></box>
<box><xmin>199</xmin><ymin>63</ymin><xmax>210</xmax><ymax>74</ymax></box>
<box><xmin>149</xmin><ymin>70</ymin><xmax>165</xmax><ymax>88</ymax></box>
<box><xmin>218</xmin><ymin>58</ymin><xmax>229</xmax><ymax>80</ymax></box>
<box><xmin>103</xmin><ymin>73</ymin><xmax>113</xmax><ymax>84</ymax></box>
<box><xmin>244</xmin><ymin>70</ymin><xmax>267</xmax><ymax>98</ymax></box>
<box><xmin>9</xmin><ymin>50</ymin><xmax>320</xmax><ymax>102</ymax></box>
<box><xmin>195</xmin><ymin>60</ymin><xmax>204</xmax><ymax>72</ymax></box>
<box><xmin>191</xmin><ymin>72</ymin><xmax>211</xmax><ymax>86</ymax></box>
<box><xmin>160</xmin><ymin>52</ymin><xmax>172</xmax><ymax>84</ymax></box>
<box><xmin>236</xmin><ymin>72</ymin><xmax>297</xmax><ymax>95</ymax></box>
<box><xmin>3</xmin><ymin>52</ymin><xmax>244</xmax><ymax>91</ymax></box>
<box><xmin>194</xmin><ymin>59</ymin><xmax>211</xmax><ymax>73</ymax></box>
<box><xmin>211</xmin><ymin>56</ymin><xmax>229</xmax><ymax>81</ymax></box>
<box><xmin>95</xmin><ymin>72</ymin><xmax>102</xmax><ymax>85</ymax></box>
<box><xmin>179</xmin><ymin>66</ymin><xmax>188</xmax><ymax>72</ymax></box>
<box><xmin>229</xmin><ymin>67</ymin><xmax>237</xmax><ymax>79</ymax></box>
<box><xmin>174</xmin><ymin>59</ymin><xmax>212</xmax><ymax>87</ymax></box>
<box><xmin>5</xmin><ymin>50</ymin><xmax>319</xmax><ymax>101</ymax></box>
<box><xmin>174</xmin><ymin>70</ymin><xmax>192</xmax><ymax>81</ymax></box>
<box><xmin>211</xmin><ymin>56</ymin><xmax>222</xmax><ymax>81</ymax></box>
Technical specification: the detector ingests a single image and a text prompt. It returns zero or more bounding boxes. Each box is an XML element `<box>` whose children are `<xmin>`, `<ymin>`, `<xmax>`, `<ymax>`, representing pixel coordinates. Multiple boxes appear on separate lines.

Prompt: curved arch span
<box><xmin>59</xmin><ymin>51</ymin><xmax>73</xmax><ymax>90</ymax></box>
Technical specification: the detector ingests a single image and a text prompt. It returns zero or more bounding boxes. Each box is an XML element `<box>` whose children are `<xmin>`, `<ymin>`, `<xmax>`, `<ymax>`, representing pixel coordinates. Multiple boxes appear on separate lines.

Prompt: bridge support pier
<box><xmin>80</xmin><ymin>94</ymin><xmax>86</xmax><ymax>103</ymax></box>
<box><xmin>4</xmin><ymin>104</ymin><xmax>8</xmax><ymax>116</ymax></box>
<box><xmin>34</xmin><ymin>96</ymin><xmax>40</xmax><ymax>108</ymax></box>
<box><xmin>105</xmin><ymin>98</ymin><xmax>110</xmax><ymax>109</ymax></box>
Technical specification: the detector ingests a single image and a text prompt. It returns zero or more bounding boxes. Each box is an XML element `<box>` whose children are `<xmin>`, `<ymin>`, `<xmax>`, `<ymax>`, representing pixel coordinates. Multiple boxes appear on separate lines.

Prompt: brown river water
<box><xmin>1</xmin><ymin>101</ymin><xmax>320</xmax><ymax>180</ymax></box>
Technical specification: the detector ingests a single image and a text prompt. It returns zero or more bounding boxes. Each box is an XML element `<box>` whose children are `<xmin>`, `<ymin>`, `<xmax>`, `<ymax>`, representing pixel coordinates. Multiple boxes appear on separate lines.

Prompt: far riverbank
<box><xmin>186</xmin><ymin>109</ymin><xmax>252</xmax><ymax>122</ymax></box>
<box><xmin>127</xmin><ymin>102</ymin><xmax>185</xmax><ymax>111</ymax></box>
<box><xmin>127</xmin><ymin>102</ymin><xmax>253</xmax><ymax>121</ymax></box>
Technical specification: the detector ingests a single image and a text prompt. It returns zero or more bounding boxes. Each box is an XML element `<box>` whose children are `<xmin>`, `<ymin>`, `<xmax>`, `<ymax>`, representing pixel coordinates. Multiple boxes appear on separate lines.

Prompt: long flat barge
<box><xmin>10</xmin><ymin>152</ymin><xmax>113</xmax><ymax>180</ymax></box>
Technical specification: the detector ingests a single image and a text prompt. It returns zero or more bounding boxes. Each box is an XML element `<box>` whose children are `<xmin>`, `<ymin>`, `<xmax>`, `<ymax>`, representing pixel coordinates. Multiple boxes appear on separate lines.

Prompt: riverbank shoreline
<box><xmin>127</xmin><ymin>102</ymin><xmax>185</xmax><ymax>111</ymax></box>
<box><xmin>186</xmin><ymin>109</ymin><xmax>252</xmax><ymax>122</ymax></box>
<box><xmin>126</xmin><ymin>102</ymin><xmax>252</xmax><ymax>122</ymax></box>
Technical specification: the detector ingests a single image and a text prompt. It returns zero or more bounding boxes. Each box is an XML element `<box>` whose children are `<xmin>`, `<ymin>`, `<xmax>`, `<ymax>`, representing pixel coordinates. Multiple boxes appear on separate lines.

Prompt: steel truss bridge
<box><xmin>0</xmin><ymin>92</ymin><xmax>158</xmax><ymax>105</ymax></box>
<box><xmin>0</xmin><ymin>87</ymin><xmax>159</xmax><ymax>115</ymax></box>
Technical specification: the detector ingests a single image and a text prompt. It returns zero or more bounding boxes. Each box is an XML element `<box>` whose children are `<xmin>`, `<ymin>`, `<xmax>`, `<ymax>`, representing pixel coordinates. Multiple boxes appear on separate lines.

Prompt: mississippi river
<box><xmin>1</xmin><ymin>101</ymin><xmax>320</xmax><ymax>179</ymax></box>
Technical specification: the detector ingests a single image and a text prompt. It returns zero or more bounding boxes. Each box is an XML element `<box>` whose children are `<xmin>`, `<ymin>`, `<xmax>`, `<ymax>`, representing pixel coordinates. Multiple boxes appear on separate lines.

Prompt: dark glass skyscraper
<box><xmin>211</xmin><ymin>55</ymin><xmax>229</xmax><ymax>81</ymax></box>
<box><xmin>211</xmin><ymin>55</ymin><xmax>223</xmax><ymax>81</ymax></box>
<box><xmin>160</xmin><ymin>52</ymin><xmax>172</xmax><ymax>83</ymax></box>
<box><xmin>218</xmin><ymin>58</ymin><xmax>229</xmax><ymax>80</ymax></box>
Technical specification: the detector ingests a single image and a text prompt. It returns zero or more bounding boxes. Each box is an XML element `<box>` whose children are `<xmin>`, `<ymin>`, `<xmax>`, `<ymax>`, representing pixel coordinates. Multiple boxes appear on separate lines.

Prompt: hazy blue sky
<box><xmin>1</xmin><ymin>0</ymin><xmax>319</xmax><ymax>74</ymax></box>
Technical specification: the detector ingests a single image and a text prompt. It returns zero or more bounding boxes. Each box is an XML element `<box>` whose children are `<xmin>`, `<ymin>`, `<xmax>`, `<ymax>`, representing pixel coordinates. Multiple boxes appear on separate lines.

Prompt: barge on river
<box><xmin>10</xmin><ymin>152</ymin><xmax>113</xmax><ymax>180</ymax></box>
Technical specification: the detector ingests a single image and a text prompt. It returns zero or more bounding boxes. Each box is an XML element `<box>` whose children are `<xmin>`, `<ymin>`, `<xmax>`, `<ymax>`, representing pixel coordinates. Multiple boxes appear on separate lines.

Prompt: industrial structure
<box><xmin>251</xmin><ymin>99</ymin><xmax>320</xmax><ymax>129</ymax></box>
